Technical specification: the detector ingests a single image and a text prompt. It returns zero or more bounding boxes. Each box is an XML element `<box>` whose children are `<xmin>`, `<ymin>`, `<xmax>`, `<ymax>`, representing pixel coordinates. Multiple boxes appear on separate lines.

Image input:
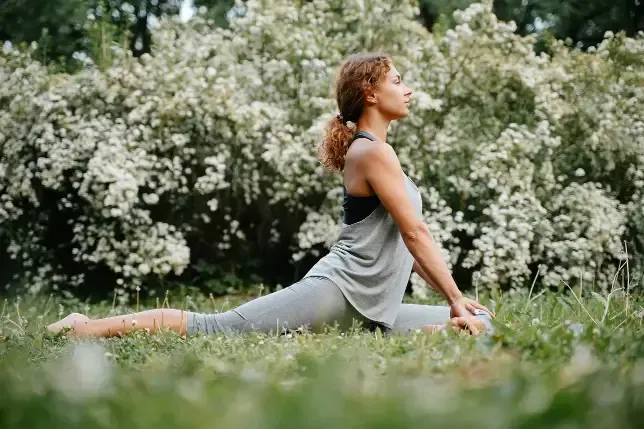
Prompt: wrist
<box><xmin>446</xmin><ymin>291</ymin><xmax>464</xmax><ymax>305</ymax></box>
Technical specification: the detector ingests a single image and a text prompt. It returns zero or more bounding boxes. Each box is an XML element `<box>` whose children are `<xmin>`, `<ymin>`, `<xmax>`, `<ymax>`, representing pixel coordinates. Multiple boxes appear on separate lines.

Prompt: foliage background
<box><xmin>0</xmin><ymin>0</ymin><xmax>643</xmax><ymax>300</ymax></box>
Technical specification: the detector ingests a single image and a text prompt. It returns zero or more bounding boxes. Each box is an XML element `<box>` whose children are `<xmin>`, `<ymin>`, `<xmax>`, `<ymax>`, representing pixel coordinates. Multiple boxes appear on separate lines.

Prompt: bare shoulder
<box><xmin>347</xmin><ymin>138</ymin><xmax>399</xmax><ymax>170</ymax></box>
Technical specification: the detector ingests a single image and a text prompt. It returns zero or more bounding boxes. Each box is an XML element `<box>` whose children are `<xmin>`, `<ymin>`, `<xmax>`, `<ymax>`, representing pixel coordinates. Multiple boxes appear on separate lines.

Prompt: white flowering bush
<box><xmin>1</xmin><ymin>0</ymin><xmax>643</xmax><ymax>296</ymax></box>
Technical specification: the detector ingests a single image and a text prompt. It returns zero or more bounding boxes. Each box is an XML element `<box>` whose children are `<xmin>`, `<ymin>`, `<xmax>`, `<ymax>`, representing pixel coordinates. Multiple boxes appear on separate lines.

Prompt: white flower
<box><xmin>137</xmin><ymin>263</ymin><xmax>151</xmax><ymax>275</ymax></box>
<box><xmin>51</xmin><ymin>343</ymin><xmax>112</xmax><ymax>402</ymax></box>
<box><xmin>142</xmin><ymin>193</ymin><xmax>159</xmax><ymax>205</ymax></box>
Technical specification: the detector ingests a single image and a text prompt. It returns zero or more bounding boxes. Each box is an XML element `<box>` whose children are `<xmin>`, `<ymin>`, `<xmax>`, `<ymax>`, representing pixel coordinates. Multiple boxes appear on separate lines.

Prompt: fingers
<box><xmin>465</xmin><ymin>318</ymin><xmax>480</xmax><ymax>335</ymax></box>
<box><xmin>451</xmin><ymin>298</ymin><xmax>495</xmax><ymax>320</ymax></box>
<box><xmin>463</xmin><ymin>298</ymin><xmax>495</xmax><ymax>318</ymax></box>
<box><xmin>449</xmin><ymin>317</ymin><xmax>481</xmax><ymax>336</ymax></box>
<box><xmin>472</xmin><ymin>301</ymin><xmax>495</xmax><ymax>318</ymax></box>
<box><xmin>465</xmin><ymin>302</ymin><xmax>476</xmax><ymax>315</ymax></box>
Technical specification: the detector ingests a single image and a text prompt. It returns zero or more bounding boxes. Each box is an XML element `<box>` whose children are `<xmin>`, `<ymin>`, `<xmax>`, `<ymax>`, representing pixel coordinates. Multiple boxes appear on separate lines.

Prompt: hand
<box><xmin>449</xmin><ymin>296</ymin><xmax>494</xmax><ymax>319</ymax></box>
<box><xmin>448</xmin><ymin>316</ymin><xmax>487</xmax><ymax>336</ymax></box>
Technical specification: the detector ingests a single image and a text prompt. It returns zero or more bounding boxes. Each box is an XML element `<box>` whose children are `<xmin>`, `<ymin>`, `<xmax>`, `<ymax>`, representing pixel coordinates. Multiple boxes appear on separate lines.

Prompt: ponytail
<box><xmin>318</xmin><ymin>115</ymin><xmax>356</xmax><ymax>172</ymax></box>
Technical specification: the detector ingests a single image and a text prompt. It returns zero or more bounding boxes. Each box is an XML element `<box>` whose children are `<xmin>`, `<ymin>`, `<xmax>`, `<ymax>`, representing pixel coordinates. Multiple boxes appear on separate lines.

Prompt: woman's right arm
<box><xmin>361</xmin><ymin>143</ymin><xmax>491</xmax><ymax>317</ymax></box>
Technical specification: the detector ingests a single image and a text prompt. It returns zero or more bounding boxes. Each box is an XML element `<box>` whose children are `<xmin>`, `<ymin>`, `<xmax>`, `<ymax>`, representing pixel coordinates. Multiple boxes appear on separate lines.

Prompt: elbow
<box><xmin>401</xmin><ymin>222</ymin><xmax>429</xmax><ymax>244</ymax></box>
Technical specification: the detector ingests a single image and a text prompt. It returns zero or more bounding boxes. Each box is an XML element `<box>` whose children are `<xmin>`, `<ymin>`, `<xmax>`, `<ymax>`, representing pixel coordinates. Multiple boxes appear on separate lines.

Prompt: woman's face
<box><xmin>371</xmin><ymin>63</ymin><xmax>413</xmax><ymax>120</ymax></box>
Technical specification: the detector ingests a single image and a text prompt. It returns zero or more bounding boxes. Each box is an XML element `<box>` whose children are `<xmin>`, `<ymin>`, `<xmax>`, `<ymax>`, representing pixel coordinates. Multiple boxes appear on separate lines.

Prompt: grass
<box><xmin>1</xmin><ymin>286</ymin><xmax>644</xmax><ymax>429</ymax></box>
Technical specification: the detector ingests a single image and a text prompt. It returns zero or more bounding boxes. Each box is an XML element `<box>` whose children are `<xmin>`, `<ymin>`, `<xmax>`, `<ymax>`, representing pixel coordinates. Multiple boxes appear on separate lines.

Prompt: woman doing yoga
<box><xmin>48</xmin><ymin>52</ymin><xmax>494</xmax><ymax>338</ymax></box>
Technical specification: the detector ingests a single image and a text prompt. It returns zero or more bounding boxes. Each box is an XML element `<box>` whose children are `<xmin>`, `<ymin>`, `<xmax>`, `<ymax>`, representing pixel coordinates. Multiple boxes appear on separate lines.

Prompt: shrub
<box><xmin>1</xmin><ymin>1</ymin><xmax>642</xmax><ymax>298</ymax></box>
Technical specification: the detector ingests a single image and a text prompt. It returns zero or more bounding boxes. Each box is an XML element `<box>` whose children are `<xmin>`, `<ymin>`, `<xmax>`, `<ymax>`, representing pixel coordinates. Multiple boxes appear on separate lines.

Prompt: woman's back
<box><xmin>342</xmin><ymin>131</ymin><xmax>382</xmax><ymax>225</ymax></box>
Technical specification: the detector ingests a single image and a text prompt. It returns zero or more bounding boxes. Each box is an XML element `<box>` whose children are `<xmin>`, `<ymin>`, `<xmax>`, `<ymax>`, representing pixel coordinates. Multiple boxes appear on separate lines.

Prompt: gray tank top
<box><xmin>303</xmin><ymin>134</ymin><xmax>423</xmax><ymax>328</ymax></box>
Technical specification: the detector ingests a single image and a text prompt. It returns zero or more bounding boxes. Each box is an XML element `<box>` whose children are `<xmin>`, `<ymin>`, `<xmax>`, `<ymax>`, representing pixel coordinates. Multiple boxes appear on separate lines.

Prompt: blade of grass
<box><xmin>524</xmin><ymin>267</ymin><xmax>541</xmax><ymax>313</ymax></box>
<box><xmin>561</xmin><ymin>279</ymin><xmax>598</xmax><ymax>325</ymax></box>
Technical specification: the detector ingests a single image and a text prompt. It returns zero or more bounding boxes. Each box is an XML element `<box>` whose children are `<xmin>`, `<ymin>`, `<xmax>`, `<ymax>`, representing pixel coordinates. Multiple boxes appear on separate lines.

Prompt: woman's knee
<box><xmin>186</xmin><ymin>311</ymin><xmax>230</xmax><ymax>335</ymax></box>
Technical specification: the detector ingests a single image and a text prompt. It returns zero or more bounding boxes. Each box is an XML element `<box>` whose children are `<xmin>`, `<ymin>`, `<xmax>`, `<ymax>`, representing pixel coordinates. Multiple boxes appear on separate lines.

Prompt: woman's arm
<box><xmin>412</xmin><ymin>259</ymin><xmax>441</xmax><ymax>294</ymax></box>
<box><xmin>361</xmin><ymin>143</ymin><xmax>491</xmax><ymax>317</ymax></box>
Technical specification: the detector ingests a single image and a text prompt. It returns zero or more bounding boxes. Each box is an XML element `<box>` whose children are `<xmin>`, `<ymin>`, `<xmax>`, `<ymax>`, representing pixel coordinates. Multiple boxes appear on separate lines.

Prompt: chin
<box><xmin>386</xmin><ymin>107</ymin><xmax>410</xmax><ymax>121</ymax></box>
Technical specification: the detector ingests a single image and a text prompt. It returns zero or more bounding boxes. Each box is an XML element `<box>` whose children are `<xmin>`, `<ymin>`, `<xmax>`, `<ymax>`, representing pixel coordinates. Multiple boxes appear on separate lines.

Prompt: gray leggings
<box><xmin>186</xmin><ymin>276</ymin><xmax>493</xmax><ymax>336</ymax></box>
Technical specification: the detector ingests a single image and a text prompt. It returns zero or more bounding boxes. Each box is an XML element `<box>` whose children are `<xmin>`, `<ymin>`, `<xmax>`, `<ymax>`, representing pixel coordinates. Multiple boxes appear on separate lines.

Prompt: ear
<box><xmin>364</xmin><ymin>88</ymin><xmax>378</xmax><ymax>105</ymax></box>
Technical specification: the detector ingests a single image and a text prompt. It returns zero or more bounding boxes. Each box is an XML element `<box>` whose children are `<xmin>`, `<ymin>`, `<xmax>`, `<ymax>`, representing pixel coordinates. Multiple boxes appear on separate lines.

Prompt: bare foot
<box><xmin>448</xmin><ymin>316</ymin><xmax>488</xmax><ymax>335</ymax></box>
<box><xmin>422</xmin><ymin>317</ymin><xmax>488</xmax><ymax>336</ymax></box>
<box><xmin>421</xmin><ymin>324</ymin><xmax>447</xmax><ymax>334</ymax></box>
<box><xmin>47</xmin><ymin>313</ymin><xmax>91</xmax><ymax>336</ymax></box>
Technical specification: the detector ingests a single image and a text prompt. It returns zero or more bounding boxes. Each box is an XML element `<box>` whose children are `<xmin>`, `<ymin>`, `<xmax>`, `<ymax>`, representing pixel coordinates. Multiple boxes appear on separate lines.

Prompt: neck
<box><xmin>356</xmin><ymin>109</ymin><xmax>390</xmax><ymax>143</ymax></box>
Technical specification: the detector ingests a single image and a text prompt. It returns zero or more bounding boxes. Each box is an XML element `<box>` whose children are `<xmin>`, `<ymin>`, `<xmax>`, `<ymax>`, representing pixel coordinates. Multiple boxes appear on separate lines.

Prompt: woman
<box><xmin>48</xmin><ymin>53</ymin><xmax>493</xmax><ymax>338</ymax></box>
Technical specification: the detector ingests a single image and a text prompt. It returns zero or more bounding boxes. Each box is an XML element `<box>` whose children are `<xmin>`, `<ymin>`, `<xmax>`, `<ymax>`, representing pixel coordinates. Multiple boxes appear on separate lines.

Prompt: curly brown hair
<box><xmin>318</xmin><ymin>52</ymin><xmax>391</xmax><ymax>172</ymax></box>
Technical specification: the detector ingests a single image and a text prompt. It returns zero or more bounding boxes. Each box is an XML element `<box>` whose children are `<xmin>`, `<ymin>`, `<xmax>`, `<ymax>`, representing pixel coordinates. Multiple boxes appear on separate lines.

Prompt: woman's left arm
<box><xmin>412</xmin><ymin>260</ymin><xmax>494</xmax><ymax>319</ymax></box>
<box><xmin>412</xmin><ymin>259</ymin><xmax>441</xmax><ymax>294</ymax></box>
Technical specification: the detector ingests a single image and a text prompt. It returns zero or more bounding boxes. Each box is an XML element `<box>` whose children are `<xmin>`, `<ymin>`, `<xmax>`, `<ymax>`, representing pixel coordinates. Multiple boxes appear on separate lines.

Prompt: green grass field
<box><xmin>1</xmin><ymin>287</ymin><xmax>643</xmax><ymax>429</ymax></box>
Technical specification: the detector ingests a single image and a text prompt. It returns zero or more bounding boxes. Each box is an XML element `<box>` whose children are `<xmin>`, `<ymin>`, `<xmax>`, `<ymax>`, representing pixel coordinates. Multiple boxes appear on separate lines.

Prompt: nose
<box><xmin>405</xmin><ymin>86</ymin><xmax>413</xmax><ymax>97</ymax></box>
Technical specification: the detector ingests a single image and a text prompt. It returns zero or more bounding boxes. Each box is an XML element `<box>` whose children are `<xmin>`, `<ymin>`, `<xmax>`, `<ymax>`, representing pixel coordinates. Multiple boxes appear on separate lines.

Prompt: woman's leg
<box><xmin>187</xmin><ymin>276</ymin><xmax>367</xmax><ymax>335</ymax></box>
<box><xmin>47</xmin><ymin>309</ymin><xmax>189</xmax><ymax>337</ymax></box>
<box><xmin>391</xmin><ymin>304</ymin><xmax>494</xmax><ymax>335</ymax></box>
<box><xmin>48</xmin><ymin>277</ymin><xmax>366</xmax><ymax>338</ymax></box>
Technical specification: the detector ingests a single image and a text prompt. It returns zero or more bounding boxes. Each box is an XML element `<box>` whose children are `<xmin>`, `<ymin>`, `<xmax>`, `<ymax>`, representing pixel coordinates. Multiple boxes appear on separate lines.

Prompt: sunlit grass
<box><xmin>1</xmin><ymin>284</ymin><xmax>643</xmax><ymax>428</ymax></box>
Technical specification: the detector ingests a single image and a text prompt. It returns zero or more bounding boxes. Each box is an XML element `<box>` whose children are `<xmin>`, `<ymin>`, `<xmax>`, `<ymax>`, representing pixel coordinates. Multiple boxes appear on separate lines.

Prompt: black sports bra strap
<box><xmin>353</xmin><ymin>131</ymin><xmax>377</xmax><ymax>142</ymax></box>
